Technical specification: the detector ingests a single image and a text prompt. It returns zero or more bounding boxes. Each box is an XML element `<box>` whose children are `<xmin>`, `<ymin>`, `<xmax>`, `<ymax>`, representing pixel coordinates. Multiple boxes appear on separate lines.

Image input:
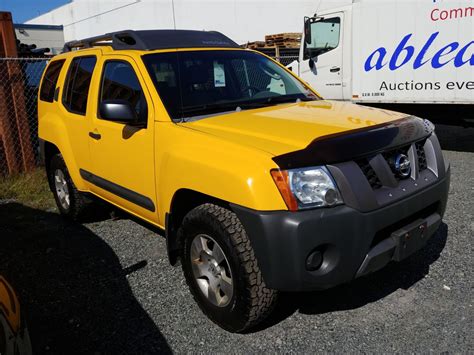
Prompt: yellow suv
<box><xmin>38</xmin><ymin>30</ymin><xmax>450</xmax><ymax>332</ymax></box>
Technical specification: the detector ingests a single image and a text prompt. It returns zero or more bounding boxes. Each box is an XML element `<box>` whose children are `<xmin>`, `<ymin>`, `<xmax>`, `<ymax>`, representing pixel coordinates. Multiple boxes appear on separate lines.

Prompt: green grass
<box><xmin>0</xmin><ymin>169</ymin><xmax>56</xmax><ymax>210</ymax></box>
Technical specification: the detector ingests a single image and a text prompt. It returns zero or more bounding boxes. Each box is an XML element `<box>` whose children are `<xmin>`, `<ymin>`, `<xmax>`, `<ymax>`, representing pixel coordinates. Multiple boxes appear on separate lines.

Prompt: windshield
<box><xmin>142</xmin><ymin>50</ymin><xmax>319</xmax><ymax>121</ymax></box>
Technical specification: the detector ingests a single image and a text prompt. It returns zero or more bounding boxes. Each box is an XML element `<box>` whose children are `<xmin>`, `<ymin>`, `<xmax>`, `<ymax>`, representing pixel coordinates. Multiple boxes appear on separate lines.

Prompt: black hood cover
<box><xmin>272</xmin><ymin>116</ymin><xmax>434</xmax><ymax>169</ymax></box>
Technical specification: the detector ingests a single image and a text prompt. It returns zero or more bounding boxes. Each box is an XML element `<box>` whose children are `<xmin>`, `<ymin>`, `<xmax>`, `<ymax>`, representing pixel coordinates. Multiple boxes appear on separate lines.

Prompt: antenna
<box><xmin>315</xmin><ymin>0</ymin><xmax>323</xmax><ymax>14</ymax></box>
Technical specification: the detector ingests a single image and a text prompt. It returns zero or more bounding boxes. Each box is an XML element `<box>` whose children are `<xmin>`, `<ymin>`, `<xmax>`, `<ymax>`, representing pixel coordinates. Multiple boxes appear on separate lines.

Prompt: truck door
<box><xmin>59</xmin><ymin>52</ymin><xmax>101</xmax><ymax>178</ymax></box>
<box><xmin>86</xmin><ymin>55</ymin><xmax>157</xmax><ymax>223</ymax></box>
<box><xmin>300</xmin><ymin>12</ymin><xmax>344</xmax><ymax>100</ymax></box>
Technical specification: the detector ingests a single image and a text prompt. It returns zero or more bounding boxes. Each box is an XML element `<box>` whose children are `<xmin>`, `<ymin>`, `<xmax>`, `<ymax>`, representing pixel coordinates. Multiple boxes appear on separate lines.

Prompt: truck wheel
<box><xmin>180</xmin><ymin>203</ymin><xmax>277</xmax><ymax>333</ymax></box>
<box><xmin>48</xmin><ymin>154</ymin><xmax>91</xmax><ymax>220</ymax></box>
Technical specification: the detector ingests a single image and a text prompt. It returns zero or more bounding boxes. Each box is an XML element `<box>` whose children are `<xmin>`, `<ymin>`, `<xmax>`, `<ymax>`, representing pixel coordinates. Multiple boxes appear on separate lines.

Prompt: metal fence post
<box><xmin>0</xmin><ymin>11</ymin><xmax>38</xmax><ymax>175</ymax></box>
<box><xmin>0</xmin><ymin>12</ymin><xmax>21</xmax><ymax>174</ymax></box>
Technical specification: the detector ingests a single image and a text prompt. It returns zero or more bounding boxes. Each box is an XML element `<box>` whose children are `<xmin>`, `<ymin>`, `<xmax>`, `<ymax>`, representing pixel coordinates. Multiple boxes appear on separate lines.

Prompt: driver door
<box><xmin>300</xmin><ymin>12</ymin><xmax>344</xmax><ymax>100</ymax></box>
<box><xmin>86</xmin><ymin>55</ymin><xmax>157</xmax><ymax>223</ymax></box>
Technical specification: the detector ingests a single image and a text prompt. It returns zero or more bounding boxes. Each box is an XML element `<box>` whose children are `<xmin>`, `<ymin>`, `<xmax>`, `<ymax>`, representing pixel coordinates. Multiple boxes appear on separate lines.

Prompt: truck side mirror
<box><xmin>304</xmin><ymin>17</ymin><xmax>312</xmax><ymax>45</ymax></box>
<box><xmin>99</xmin><ymin>99</ymin><xmax>139</xmax><ymax>125</ymax></box>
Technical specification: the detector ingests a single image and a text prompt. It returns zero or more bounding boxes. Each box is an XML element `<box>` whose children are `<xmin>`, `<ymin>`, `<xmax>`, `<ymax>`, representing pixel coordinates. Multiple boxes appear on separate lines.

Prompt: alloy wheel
<box><xmin>189</xmin><ymin>234</ymin><xmax>233</xmax><ymax>307</ymax></box>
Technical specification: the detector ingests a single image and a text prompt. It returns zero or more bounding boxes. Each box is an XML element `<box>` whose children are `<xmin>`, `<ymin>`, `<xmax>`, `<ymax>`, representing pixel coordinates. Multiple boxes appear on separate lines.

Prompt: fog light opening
<box><xmin>324</xmin><ymin>189</ymin><xmax>338</xmax><ymax>205</ymax></box>
<box><xmin>306</xmin><ymin>249</ymin><xmax>324</xmax><ymax>271</ymax></box>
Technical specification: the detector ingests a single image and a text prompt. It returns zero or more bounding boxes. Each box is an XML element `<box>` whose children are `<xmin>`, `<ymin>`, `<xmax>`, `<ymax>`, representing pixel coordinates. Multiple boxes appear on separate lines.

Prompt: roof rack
<box><xmin>63</xmin><ymin>29</ymin><xmax>240</xmax><ymax>52</ymax></box>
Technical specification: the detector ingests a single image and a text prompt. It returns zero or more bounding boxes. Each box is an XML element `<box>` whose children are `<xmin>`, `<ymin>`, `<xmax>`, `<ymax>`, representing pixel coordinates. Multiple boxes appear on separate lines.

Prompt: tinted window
<box><xmin>39</xmin><ymin>60</ymin><xmax>64</xmax><ymax>102</ymax></box>
<box><xmin>99</xmin><ymin>61</ymin><xmax>147</xmax><ymax>123</ymax></box>
<box><xmin>62</xmin><ymin>56</ymin><xmax>97</xmax><ymax>115</ymax></box>
<box><xmin>143</xmin><ymin>50</ymin><xmax>317</xmax><ymax>121</ymax></box>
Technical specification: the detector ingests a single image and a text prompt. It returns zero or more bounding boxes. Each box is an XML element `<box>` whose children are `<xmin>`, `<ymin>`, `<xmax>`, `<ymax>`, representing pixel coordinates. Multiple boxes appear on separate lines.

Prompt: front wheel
<box><xmin>180</xmin><ymin>203</ymin><xmax>277</xmax><ymax>333</ymax></box>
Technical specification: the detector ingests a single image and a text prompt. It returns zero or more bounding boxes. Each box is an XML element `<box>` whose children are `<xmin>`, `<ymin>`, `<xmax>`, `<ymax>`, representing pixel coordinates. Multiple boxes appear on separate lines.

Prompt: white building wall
<box><xmin>25</xmin><ymin>0</ymin><xmax>351</xmax><ymax>44</ymax></box>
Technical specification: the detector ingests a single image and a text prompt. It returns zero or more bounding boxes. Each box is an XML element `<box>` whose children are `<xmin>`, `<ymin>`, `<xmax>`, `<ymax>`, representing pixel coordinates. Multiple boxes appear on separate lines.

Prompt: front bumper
<box><xmin>231</xmin><ymin>167</ymin><xmax>450</xmax><ymax>292</ymax></box>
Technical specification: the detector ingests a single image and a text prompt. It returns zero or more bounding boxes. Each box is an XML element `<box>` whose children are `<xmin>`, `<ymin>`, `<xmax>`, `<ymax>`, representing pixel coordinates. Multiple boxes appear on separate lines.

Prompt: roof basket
<box><xmin>63</xmin><ymin>29</ymin><xmax>239</xmax><ymax>52</ymax></box>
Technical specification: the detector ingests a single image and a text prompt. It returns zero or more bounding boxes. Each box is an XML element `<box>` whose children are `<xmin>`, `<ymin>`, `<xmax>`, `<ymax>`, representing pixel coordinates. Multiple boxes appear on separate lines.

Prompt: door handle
<box><xmin>330</xmin><ymin>67</ymin><xmax>341</xmax><ymax>73</ymax></box>
<box><xmin>89</xmin><ymin>132</ymin><xmax>101</xmax><ymax>140</ymax></box>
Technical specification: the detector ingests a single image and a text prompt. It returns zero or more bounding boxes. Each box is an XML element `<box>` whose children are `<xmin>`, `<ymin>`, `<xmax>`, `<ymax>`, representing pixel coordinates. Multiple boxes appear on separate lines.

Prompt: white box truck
<box><xmin>290</xmin><ymin>0</ymin><xmax>474</xmax><ymax>123</ymax></box>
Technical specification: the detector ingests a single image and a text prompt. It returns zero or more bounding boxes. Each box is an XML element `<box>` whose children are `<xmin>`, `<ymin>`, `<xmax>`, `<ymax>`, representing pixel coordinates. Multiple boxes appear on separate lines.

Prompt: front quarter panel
<box><xmin>155</xmin><ymin>122</ymin><xmax>287</xmax><ymax>225</ymax></box>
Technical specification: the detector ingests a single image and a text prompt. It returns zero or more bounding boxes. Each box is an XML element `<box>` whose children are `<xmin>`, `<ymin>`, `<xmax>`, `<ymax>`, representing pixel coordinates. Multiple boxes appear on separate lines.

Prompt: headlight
<box><xmin>271</xmin><ymin>166</ymin><xmax>343</xmax><ymax>211</ymax></box>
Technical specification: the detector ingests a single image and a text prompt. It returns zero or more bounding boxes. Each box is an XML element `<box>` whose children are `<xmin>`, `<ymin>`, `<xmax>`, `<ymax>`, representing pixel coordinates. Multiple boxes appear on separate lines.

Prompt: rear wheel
<box><xmin>48</xmin><ymin>154</ymin><xmax>91</xmax><ymax>220</ymax></box>
<box><xmin>180</xmin><ymin>203</ymin><xmax>277</xmax><ymax>333</ymax></box>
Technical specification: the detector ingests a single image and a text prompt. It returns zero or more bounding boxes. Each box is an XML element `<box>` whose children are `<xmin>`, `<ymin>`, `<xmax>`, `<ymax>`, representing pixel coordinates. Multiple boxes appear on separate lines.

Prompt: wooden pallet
<box><xmin>245</xmin><ymin>41</ymin><xmax>267</xmax><ymax>49</ymax></box>
<box><xmin>264</xmin><ymin>32</ymin><xmax>301</xmax><ymax>48</ymax></box>
<box><xmin>265</xmin><ymin>32</ymin><xmax>302</xmax><ymax>41</ymax></box>
<box><xmin>272</xmin><ymin>41</ymin><xmax>300</xmax><ymax>48</ymax></box>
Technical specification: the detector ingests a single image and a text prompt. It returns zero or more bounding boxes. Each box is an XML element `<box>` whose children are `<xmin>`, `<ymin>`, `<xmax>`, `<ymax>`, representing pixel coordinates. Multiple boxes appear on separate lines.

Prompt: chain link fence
<box><xmin>0</xmin><ymin>58</ymin><xmax>49</xmax><ymax>176</ymax></box>
<box><xmin>277</xmin><ymin>55</ymin><xmax>299</xmax><ymax>67</ymax></box>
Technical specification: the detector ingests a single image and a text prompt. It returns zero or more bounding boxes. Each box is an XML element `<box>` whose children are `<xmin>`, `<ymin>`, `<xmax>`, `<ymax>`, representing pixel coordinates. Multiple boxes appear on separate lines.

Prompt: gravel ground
<box><xmin>0</xmin><ymin>126</ymin><xmax>473</xmax><ymax>353</ymax></box>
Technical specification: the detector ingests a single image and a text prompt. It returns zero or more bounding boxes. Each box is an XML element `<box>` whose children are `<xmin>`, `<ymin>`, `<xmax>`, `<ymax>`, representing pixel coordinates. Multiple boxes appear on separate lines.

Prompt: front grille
<box><xmin>416</xmin><ymin>141</ymin><xmax>428</xmax><ymax>171</ymax></box>
<box><xmin>357</xmin><ymin>159</ymin><xmax>382</xmax><ymax>189</ymax></box>
<box><xmin>356</xmin><ymin>139</ymin><xmax>429</xmax><ymax>190</ymax></box>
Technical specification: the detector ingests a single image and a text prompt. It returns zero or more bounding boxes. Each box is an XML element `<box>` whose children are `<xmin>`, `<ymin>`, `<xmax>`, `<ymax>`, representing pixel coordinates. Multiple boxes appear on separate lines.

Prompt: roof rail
<box><xmin>63</xmin><ymin>29</ymin><xmax>239</xmax><ymax>53</ymax></box>
<box><xmin>63</xmin><ymin>30</ymin><xmax>146</xmax><ymax>52</ymax></box>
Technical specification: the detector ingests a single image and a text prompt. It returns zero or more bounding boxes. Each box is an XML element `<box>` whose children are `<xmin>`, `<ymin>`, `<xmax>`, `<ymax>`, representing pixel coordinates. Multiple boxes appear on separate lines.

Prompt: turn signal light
<box><xmin>271</xmin><ymin>169</ymin><xmax>299</xmax><ymax>211</ymax></box>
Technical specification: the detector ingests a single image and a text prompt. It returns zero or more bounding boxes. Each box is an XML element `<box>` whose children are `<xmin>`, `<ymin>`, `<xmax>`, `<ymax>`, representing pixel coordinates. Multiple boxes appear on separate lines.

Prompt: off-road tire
<box><xmin>180</xmin><ymin>203</ymin><xmax>278</xmax><ymax>333</ymax></box>
<box><xmin>48</xmin><ymin>154</ymin><xmax>91</xmax><ymax>221</ymax></box>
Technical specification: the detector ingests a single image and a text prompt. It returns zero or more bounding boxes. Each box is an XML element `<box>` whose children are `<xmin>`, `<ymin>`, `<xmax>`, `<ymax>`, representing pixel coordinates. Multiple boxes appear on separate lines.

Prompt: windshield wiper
<box><xmin>179</xmin><ymin>102</ymin><xmax>245</xmax><ymax>118</ymax></box>
<box><xmin>179</xmin><ymin>95</ymin><xmax>317</xmax><ymax>121</ymax></box>
<box><xmin>265</xmin><ymin>95</ymin><xmax>314</xmax><ymax>104</ymax></box>
<box><xmin>239</xmin><ymin>95</ymin><xmax>315</xmax><ymax>109</ymax></box>
<box><xmin>179</xmin><ymin>100</ymin><xmax>274</xmax><ymax>120</ymax></box>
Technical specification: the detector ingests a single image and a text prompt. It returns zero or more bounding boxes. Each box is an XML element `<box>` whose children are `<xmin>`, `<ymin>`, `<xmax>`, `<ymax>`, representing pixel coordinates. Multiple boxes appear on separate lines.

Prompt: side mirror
<box><xmin>99</xmin><ymin>99</ymin><xmax>139</xmax><ymax>125</ymax></box>
<box><xmin>304</xmin><ymin>17</ymin><xmax>312</xmax><ymax>45</ymax></box>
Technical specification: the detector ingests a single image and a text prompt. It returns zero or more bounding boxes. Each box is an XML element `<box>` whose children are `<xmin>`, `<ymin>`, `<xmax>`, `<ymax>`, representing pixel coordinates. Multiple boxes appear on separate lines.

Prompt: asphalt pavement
<box><xmin>0</xmin><ymin>125</ymin><xmax>472</xmax><ymax>353</ymax></box>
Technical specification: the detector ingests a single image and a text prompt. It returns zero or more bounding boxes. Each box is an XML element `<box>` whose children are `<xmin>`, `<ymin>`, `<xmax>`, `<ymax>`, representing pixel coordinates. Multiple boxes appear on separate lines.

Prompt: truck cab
<box><xmin>289</xmin><ymin>5</ymin><xmax>351</xmax><ymax>100</ymax></box>
<box><xmin>292</xmin><ymin>0</ymin><xmax>474</xmax><ymax>118</ymax></box>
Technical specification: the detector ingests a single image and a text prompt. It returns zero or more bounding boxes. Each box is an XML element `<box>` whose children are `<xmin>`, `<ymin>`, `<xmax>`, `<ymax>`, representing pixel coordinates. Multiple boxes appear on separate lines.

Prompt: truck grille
<box><xmin>357</xmin><ymin>139</ymin><xmax>428</xmax><ymax>190</ymax></box>
<box><xmin>415</xmin><ymin>140</ymin><xmax>428</xmax><ymax>171</ymax></box>
<box><xmin>356</xmin><ymin>160</ymin><xmax>382</xmax><ymax>189</ymax></box>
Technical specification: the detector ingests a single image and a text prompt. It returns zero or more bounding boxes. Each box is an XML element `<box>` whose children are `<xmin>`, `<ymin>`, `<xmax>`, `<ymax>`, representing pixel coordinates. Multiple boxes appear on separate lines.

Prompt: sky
<box><xmin>0</xmin><ymin>0</ymin><xmax>70</xmax><ymax>24</ymax></box>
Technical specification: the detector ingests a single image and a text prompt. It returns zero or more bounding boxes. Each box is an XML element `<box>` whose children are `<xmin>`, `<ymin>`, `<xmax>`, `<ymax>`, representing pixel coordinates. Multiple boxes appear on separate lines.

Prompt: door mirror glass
<box><xmin>99</xmin><ymin>100</ymin><xmax>139</xmax><ymax>124</ymax></box>
<box><xmin>305</xmin><ymin>17</ymin><xmax>341</xmax><ymax>59</ymax></box>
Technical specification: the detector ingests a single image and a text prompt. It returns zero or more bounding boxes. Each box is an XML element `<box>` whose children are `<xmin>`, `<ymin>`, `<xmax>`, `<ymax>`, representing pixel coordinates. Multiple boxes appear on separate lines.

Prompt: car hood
<box><xmin>182</xmin><ymin>100</ymin><xmax>409</xmax><ymax>156</ymax></box>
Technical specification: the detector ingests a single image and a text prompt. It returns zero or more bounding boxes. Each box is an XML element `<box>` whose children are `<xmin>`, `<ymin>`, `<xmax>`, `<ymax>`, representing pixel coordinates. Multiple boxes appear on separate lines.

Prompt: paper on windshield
<box><xmin>213</xmin><ymin>61</ymin><xmax>226</xmax><ymax>87</ymax></box>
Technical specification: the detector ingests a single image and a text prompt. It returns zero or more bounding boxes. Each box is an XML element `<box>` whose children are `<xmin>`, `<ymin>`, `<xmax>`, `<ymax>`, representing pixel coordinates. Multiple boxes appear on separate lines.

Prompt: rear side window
<box><xmin>39</xmin><ymin>60</ymin><xmax>65</xmax><ymax>102</ymax></box>
<box><xmin>62</xmin><ymin>56</ymin><xmax>97</xmax><ymax>115</ymax></box>
<box><xmin>99</xmin><ymin>60</ymin><xmax>147</xmax><ymax>123</ymax></box>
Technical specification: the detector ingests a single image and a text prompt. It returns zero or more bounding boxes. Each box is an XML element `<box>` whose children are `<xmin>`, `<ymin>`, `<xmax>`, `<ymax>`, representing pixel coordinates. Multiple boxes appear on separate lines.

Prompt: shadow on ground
<box><xmin>0</xmin><ymin>202</ymin><xmax>171</xmax><ymax>354</ymax></box>
<box><xmin>254</xmin><ymin>223</ymin><xmax>448</xmax><ymax>332</ymax></box>
<box><xmin>435</xmin><ymin>124</ymin><xmax>474</xmax><ymax>153</ymax></box>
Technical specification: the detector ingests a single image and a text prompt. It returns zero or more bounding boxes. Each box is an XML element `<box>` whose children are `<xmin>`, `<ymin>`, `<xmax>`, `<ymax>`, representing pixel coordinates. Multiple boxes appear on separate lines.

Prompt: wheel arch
<box><xmin>41</xmin><ymin>140</ymin><xmax>61</xmax><ymax>191</ymax></box>
<box><xmin>166</xmin><ymin>188</ymin><xmax>230</xmax><ymax>265</ymax></box>
<box><xmin>40</xmin><ymin>137</ymin><xmax>87</xmax><ymax>191</ymax></box>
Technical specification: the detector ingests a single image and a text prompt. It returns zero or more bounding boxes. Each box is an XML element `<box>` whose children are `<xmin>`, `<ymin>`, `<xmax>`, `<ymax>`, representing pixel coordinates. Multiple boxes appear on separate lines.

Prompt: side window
<box><xmin>39</xmin><ymin>60</ymin><xmax>65</xmax><ymax>102</ymax></box>
<box><xmin>99</xmin><ymin>60</ymin><xmax>147</xmax><ymax>123</ymax></box>
<box><xmin>306</xmin><ymin>17</ymin><xmax>341</xmax><ymax>58</ymax></box>
<box><xmin>62</xmin><ymin>56</ymin><xmax>97</xmax><ymax>115</ymax></box>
